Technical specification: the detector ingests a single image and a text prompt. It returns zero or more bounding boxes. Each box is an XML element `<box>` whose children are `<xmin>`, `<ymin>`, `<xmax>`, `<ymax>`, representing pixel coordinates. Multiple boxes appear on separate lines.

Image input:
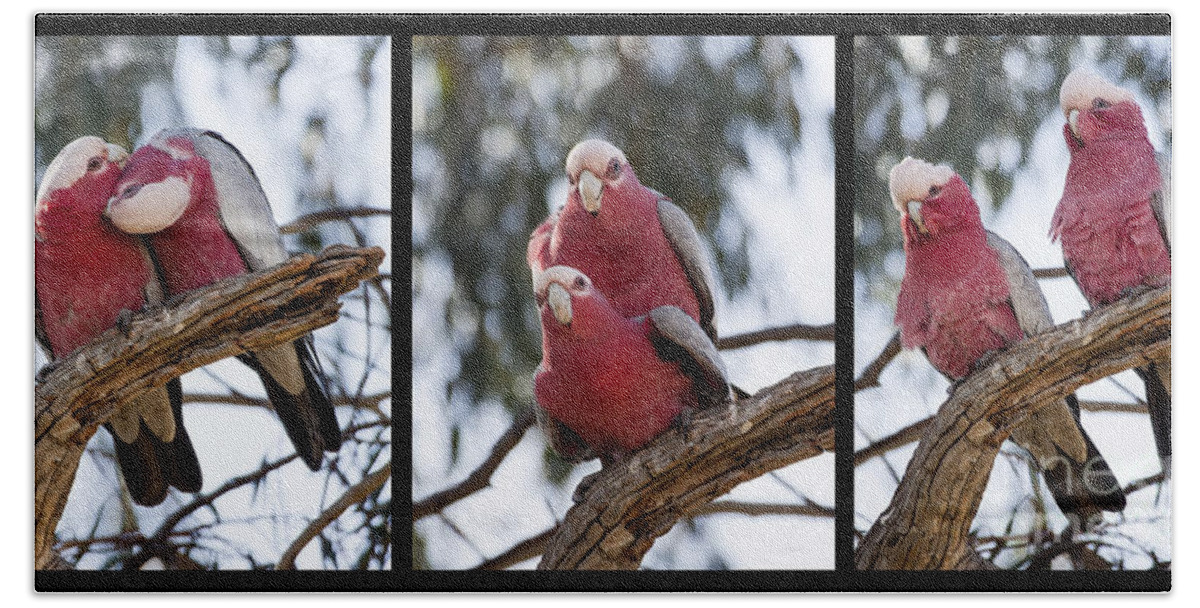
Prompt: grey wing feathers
<box><xmin>985</xmin><ymin>231</ymin><xmax>1053</xmax><ymax>336</ymax></box>
<box><xmin>1152</xmin><ymin>151</ymin><xmax>1171</xmax><ymax>252</ymax></box>
<box><xmin>191</xmin><ymin>129</ymin><xmax>288</xmax><ymax>271</ymax></box>
<box><xmin>647</xmin><ymin>306</ymin><xmax>732</xmax><ymax>408</ymax></box>
<box><xmin>656</xmin><ymin>199</ymin><xmax>717</xmax><ymax>341</ymax></box>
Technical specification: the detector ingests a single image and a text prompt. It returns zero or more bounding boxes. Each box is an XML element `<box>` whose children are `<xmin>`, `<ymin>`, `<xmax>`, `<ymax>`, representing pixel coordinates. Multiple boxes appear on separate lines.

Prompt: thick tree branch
<box><xmin>538</xmin><ymin>365</ymin><xmax>834</xmax><ymax>570</ymax></box>
<box><xmin>412</xmin><ymin>407</ymin><xmax>536</xmax><ymax>520</ymax></box>
<box><xmin>34</xmin><ymin>245</ymin><xmax>384</xmax><ymax>570</ymax></box>
<box><xmin>856</xmin><ymin>287</ymin><xmax>1170</xmax><ymax>570</ymax></box>
<box><xmin>717</xmin><ymin>322</ymin><xmax>835</xmax><ymax>350</ymax></box>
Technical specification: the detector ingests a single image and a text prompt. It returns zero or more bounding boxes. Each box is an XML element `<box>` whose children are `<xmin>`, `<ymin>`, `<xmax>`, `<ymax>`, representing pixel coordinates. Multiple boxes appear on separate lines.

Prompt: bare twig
<box><xmin>717</xmin><ymin>322</ymin><xmax>835</xmax><ymax>350</ymax></box>
<box><xmin>412</xmin><ymin>408</ymin><xmax>537</xmax><ymax>520</ymax></box>
<box><xmin>277</xmin><ymin>465</ymin><xmax>391</xmax><ymax>569</ymax></box>
<box><xmin>854</xmin><ymin>416</ymin><xmax>931</xmax><ymax>466</ymax></box>
<box><xmin>1032</xmin><ymin>267</ymin><xmax>1071</xmax><ymax>279</ymax></box>
<box><xmin>854</xmin><ymin>332</ymin><xmax>902</xmax><ymax>391</ymax></box>
<box><xmin>476</xmin><ymin>526</ymin><xmax>557</xmax><ymax>570</ymax></box>
<box><xmin>279</xmin><ymin>206</ymin><xmax>392</xmax><ymax>234</ymax></box>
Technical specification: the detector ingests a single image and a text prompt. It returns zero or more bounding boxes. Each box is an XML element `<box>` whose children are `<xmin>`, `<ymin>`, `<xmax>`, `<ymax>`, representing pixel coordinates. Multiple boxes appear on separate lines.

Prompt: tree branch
<box><xmin>277</xmin><ymin>464</ymin><xmax>391</xmax><ymax>569</ymax></box>
<box><xmin>34</xmin><ymin>245</ymin><xmax>385</xmax><ymax>570</ymax></box>
<box><xmin>855</xmin><ymin>287</ymin><xmax>1170</xmax><ymax>570</ymax></box>
<box><xmin>854</xmin><ymin>332</ymin><xmax>901</xmax><ymax>391</ymax></box>
<box><xmin>538</xmin><ymin>364</ymin><xmax>834</xmax><ymax>570</ymax></box>
<box><xmin>278</xmin><ymin>206</ymin><xmax>392</xmax><ymax>234</ymax></box>
<box><xmin>716</xmin><ymin>322</ymin><xmax>835</xmax><ymax>350</ymax></box>
<box><xmin>476</xmin><ymin>526</ymin><xmax>557</xmax><ymax>570</ymax></box>
<box><xmin>1032</xmin><ymin>267</ymin><xmax>1071</xmax><ymax>279</ymax></box>
<box><xmin>691</xmin><ymin>499</ymin><xmax>835</xmax><ymax>519</ymax></box>
<box><xmin>412</xmin><ymin>407</ymin><xmax>536</xmax><ymax>520</ymax></box>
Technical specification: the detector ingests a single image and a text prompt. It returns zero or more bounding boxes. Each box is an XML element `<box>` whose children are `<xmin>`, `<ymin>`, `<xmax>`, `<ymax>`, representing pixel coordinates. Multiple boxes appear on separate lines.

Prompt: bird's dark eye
<box><xmin>1093</xmin><ymin>97</ymin><xmax>1110</xmax><ymax>110</ymax></box>
<box><xmin>86</xmin><ymin>157</ymin><xmax>104</xmax><ymax>172</ymax></box>
<box><xmin>607</xmin><ymin>158</ymin><xmax>621</xmax><ymax>177</ymax></box>
<box><xmin>928</xmin><ymin>185</ymin><xmax>941</xmax><ymax>197</ymax></box>
<box><xmin>120</xmin><ymin>183</ymin><xmax>142</xmax><ymax>199</ymax></box>
<box><xmin>573</xmin><ymin>276</ymin><xmax>588</xmax><ymax>290</ymax></box>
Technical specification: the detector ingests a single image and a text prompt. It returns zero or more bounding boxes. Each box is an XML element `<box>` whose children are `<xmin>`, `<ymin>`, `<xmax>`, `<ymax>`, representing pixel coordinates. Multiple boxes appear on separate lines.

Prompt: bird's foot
<box><xmin>115</xmin><ymin>308</ymin><xmax>137</xmax><ymax>335</ymax></box>
<box><xmin>572</xmin><ymin>471</ymin><xmax>601</xmax><ymax>503</ymax></box>
<box><xmin>946</xmin><ymin>376</ymin><xmax>965</xmax><ymax>395</ymax></box>
<box><xmin>571</xmin><ymin>453</ymin><xmax>627</xmax><ymax>503</ymax></box>
<box><xmin>35</xmin><ymin>359</ymin><xmax>62</xmax><ymax>384</ymax></box>
<box><xmin>1119</xmin><ymin>284</ymin><xmax>1154</xmax><ymax>300</ymax></box>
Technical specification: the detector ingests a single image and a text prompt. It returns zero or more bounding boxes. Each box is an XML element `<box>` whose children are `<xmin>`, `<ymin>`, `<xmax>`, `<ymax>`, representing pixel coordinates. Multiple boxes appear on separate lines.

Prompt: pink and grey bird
<box><xmin>36</xmin><ymin>136</ymin><xmax>202</xmax><ymax>506</ymax></box>
<box><xmin>105</xmin><ymin>128</ymin><xmax>341</xmax><ymax>470</ymax></box>
<box><xmin>527</xmin><ymin>139</ymin><xmax>717</xmax><ymax>341</ymax></box>
<box><xmin>891</xmin><ymin>157</ymin><xmax>1125</xmax><ymax>524</ymax></box>
<box><xmin>533</xmin><ymin>265</ymin><xmax>732</xmax><ymax>464</ymax></box>
<box><xmin>1053</xmin><ymin>68</ymin><xmax>1171</xmax><ymax>473</ymax></box>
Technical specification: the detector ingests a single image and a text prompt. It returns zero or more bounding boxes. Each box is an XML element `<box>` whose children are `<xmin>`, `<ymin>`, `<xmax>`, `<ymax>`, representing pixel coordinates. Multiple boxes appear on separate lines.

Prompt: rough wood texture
<box><xmin>34</xmin><ymin>245</ymin><xmax>384</xmax><ymax>570</ymax></box>
<box><xmin>856</xmin><ymin>287</ymin><xmax>1170</xmax><ymax>570</ymax></box>
<box><xmin>538</xmin><ymin>364</ymin><xmax>834</xmax><ymax>570</ymax></box>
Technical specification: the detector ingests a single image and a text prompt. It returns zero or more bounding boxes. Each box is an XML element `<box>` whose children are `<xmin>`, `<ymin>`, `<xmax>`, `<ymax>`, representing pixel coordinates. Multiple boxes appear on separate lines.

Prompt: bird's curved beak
<box><xmin>905</xmin><ymin>200</ymin><xmax>928</xmax><ymax>234</ymax></box>
<box><xmin>547</xmin><ymin>282</ymin><xmax>573</xmax><ymax>326</ymax></box>
<box><xmin>578</xmin><ymin>170</ymin><xmax>603</xmax><ymax>216</ymax></box>
<box><xmin>105</xmin><ymin>176</ymin><xmax>191</xmax><ymax>235</ymax></box>
<box><xmin>1067</xmin><ymin>109</ymin><xmax>1081</xmax><ymax>139</ymax></box>
<box><xmin>107</xmin><ymin>144</ymin><xmax>130</xmax><ymax>169</ymax></box>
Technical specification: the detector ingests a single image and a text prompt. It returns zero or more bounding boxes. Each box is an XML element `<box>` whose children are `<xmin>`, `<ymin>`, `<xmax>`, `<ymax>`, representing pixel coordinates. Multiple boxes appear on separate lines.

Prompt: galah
<box><xmin>527</xmin><ymin>139</ymin><xmax>718</xmax><ymax>342</ymax></box>
<box><xmin>891</xmin><ymin>157</ymin><xmax>1126</xmax><ymax>523</ymax></box>
<box><xmin>36</xmin><ymin>136</ymin><xmax>202</xmax><ymax>506</ymax></box>
<box><xmin>533</xmin><ymin>265</ymin><xmax>732</xmax><ymax>463</ymax></box>
<box><xmin>105</xmin><ymin>128</ymin><xmax>341</xmax><ymax>470</ymax></box>
<box><xmin>1053</xmin><ymin>67</ymin><xmax>1171</xmax><ymax>473</ymax></box>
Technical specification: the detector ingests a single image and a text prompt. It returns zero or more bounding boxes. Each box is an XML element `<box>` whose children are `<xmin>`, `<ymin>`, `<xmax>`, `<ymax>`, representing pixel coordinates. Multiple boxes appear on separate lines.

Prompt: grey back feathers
<box><xmin>647</xmin><ymin>305</ymin><xmax>732</xmax><ymax>406</ymax></box>
<box><xmin>985</xmin><ymin>231</ymin><xmax>1053</xmax><ymax>336</ymax></box>
<box><xmin>656</xmin><ymin>199</ymin><xmax>718</xmax><ymax>342</ymax></box>
<box><xmin>189</xmin><ymin>129</ymin><xmax>288</xmax><ymax>270</ymax></box>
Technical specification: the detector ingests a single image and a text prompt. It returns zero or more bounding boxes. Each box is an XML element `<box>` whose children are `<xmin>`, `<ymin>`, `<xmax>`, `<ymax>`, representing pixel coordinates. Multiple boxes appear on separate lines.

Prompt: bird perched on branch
<box><xmin>36</xmin><ymin>135</ymin><xmax>202</xmax><ymax>506</ymax></box>
<box><xmin>527</xmin><ymin>140</ymin><xmax>735</xmax><ymax>465</ymax></box>
<box><xmin>890</xmin><ymin>156</ymin><xmax>1126</xmax><ymax>526</ymax></box>
<box><xmin>1053</xmin><ymin>67</ymin><xmax>1171</xmax><ymax>475</ymax></box>
<box><xmin>533</xmin><ymin>265</ymin><xmax>732</xmax><ymax>464</ymax></box>
<box><xmin>527</xmin><ymin>139</ymin><xmax>718</xmax><ymax>341</ymax></box>
<box><xmin>105</xmin><ymin>127</ymin><xmax>342</xmax><ymax>471</ymax></box>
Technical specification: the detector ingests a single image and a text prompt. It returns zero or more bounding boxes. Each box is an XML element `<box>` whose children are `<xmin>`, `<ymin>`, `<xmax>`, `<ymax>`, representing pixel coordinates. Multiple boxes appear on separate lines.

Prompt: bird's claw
<box><xmin>35</xmin><ymin>359</ymin><xmax>63</xmax><ymax>383</ymax></box>
<box><xmin>115</xmin><ymin>308</ymin><xmax>137</xmax><ymax>335</ymax></box>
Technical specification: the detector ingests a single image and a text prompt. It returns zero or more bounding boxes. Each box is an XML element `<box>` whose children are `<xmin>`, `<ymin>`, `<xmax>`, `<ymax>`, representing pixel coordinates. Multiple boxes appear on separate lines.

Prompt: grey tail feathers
<box><xmin>1040</xmin><ymin>394</ymin><xmax>1126</xmax><ymax>528</ymax></box>
<box><xmin>239</xmin><ymin>340</ymin><xmax>342</xmax><ymax>471</ymax></box>
<box><xmin>110</xmin><ymin>378</ymin><xmax>203</xmax><ymax>507</ymax></box>
<box><xmin>1135</xmin><ymin>363</ymin><xmax>1171</xmax><ymax>475</ymax></box>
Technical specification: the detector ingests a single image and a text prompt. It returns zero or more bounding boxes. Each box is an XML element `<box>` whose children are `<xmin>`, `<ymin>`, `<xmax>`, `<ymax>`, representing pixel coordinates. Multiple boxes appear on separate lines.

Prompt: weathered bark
<box><xmin>538</xmin><ymin>364</ymin><xmax>835</xmax><ymax>570</ymax></box>
<box><xmin>856</xmin><ymin>287</ymin><xmax>1170</xmax><ymax>570</ymax></box>
<box><xmin>34</xmin><ymin>245</ymin><xmax>384</xmax><ymax>570</ymax></box>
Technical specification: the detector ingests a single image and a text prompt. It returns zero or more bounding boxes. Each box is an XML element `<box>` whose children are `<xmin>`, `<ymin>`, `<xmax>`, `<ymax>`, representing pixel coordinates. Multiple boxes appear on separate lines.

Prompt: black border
<box><xmin>34</xmin><ymin>12</ymin><xmax>1171</xmax><ymax>593</ymax></box>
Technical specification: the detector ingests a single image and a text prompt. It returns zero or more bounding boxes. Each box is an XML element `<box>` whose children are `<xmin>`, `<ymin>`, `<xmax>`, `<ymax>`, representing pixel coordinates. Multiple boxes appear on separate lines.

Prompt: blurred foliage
<box><xmin>35</xmin><ymin>36</ymin><xmax>175</xmax><ymax>166</ymax></box>
<box><xmin>412</xmin><ymin>35</ymin><xmax>804</xmax><ymax>445</ymax></box>
<box><xmin>36</xmin><ymin>35</ymin><xmax>391</xmax><ymax>570</ymax></box>
<box><xmin>854</xmin><ymin>36</ymin><xmax>1171</xmax><ymax>299</ymax></box>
